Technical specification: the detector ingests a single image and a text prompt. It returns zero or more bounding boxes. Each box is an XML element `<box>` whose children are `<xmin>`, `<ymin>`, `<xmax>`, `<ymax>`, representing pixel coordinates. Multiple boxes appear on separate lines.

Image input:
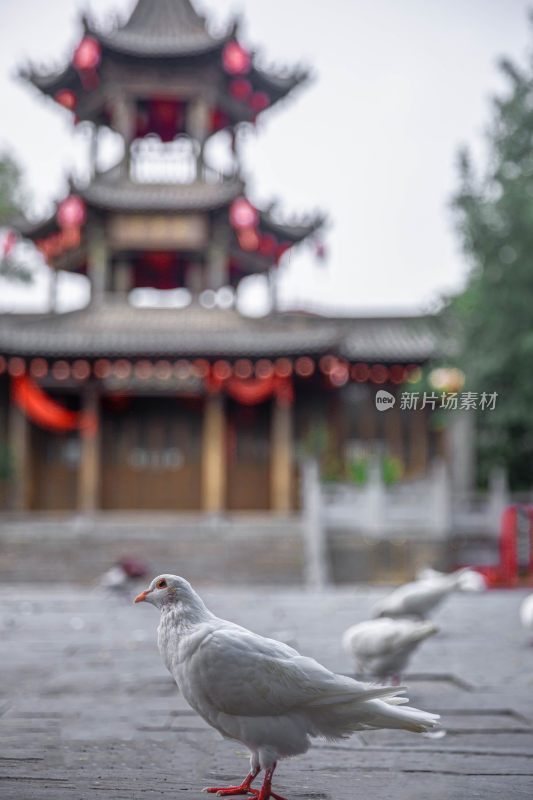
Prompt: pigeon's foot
<box><xmin>256</xmin><ymin>764</ymin><xmax>288</xmax><ymax>800</ymax></box>
<box><xmin>202</xmin><ymin>769</ymin><xmax>260</xmax><ymax>796</ymax></box>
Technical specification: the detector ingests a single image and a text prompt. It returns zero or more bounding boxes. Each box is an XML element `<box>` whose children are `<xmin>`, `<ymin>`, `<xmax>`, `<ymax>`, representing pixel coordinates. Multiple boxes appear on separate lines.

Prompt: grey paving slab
<box><xmin>0</xmin><ymin>584</ymin><xmax>532</xmax><ymax>799</ymax></box>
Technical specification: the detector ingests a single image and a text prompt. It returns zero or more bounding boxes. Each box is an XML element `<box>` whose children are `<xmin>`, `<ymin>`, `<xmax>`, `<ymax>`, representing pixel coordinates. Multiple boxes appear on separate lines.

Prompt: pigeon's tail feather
<box><xmin>304</xmin><ymin>683</ymin><xmax>406</xmax><ymax>708</ymax></box>
<box><xmin>303</xmin><ymin>695</ymin><xmax>440</xmax><ymax>738</ymax></box>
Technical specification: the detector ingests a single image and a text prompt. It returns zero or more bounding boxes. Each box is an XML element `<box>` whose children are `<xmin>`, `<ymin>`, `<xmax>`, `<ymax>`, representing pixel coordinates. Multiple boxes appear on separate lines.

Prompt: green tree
<box><xmin>452</xmin><ymin>33</ymin><xmax>533</xmax><ymax>489</ymax></box>
<box><xmin>0</xmin><ymin>152</ymin><xmax>31</xmax><ymax>282</ymax></box>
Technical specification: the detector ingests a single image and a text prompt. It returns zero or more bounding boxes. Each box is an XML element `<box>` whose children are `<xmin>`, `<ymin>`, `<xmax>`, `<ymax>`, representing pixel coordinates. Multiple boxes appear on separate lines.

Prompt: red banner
<box><xmin>11</xmin><ymin>375</ymin><xmax>97</xmax><ymax>436</ymax></box>
<box><xmin>205</xmin><ymin>373</ymin><xmax>294</xmax><ymax>406</ymax></box>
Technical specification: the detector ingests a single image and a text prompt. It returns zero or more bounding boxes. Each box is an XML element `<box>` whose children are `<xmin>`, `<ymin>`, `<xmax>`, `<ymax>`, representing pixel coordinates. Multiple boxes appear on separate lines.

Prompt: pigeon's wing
<box><xmin>190</xmin><ymin>626</ymin><xmax>404</xmax><ymax>717</ymax></box>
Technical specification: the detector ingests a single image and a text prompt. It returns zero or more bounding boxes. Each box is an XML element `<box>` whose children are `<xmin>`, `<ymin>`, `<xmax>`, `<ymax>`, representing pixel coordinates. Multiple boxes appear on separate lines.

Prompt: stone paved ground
<box><xmin>1</xmin><ymin>583</ymin><xmax>532</xmax><ymax>800</ymax></box>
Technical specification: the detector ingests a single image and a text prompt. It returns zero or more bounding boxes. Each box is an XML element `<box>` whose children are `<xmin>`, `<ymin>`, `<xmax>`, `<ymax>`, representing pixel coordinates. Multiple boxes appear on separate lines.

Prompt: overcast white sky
<box><xmin>0</xmin><ymin>0</ymin><xmax>531</xmax><ymax>316</ymax></box>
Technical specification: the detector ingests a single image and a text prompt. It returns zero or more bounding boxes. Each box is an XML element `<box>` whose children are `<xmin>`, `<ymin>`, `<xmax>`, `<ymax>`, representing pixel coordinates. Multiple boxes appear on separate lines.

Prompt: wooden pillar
<box><xmin>384</xmin><ymin>392</ymin><xmax>403</xmax><ymax>462</ymax></box>
<box><xmin>78</xmin><ymin>387</ymin><xmax>100</xmax><ymax>512</ymax></box>
<box><xmin>8</xmin><ymin>400</ymin><xmax>30</xmax><ymax>511</ymax></box>
<box><xmin>87</xmin><ymin>225</ymin><xmax>108</xmax><ymax>305</ymax></box>
<box><xmin>270</xmin><ymin>397</ymin><xmax>293</xmax><ymax>511</ymax></box>
<box><xmin>409</xmin><ymin>408</ymin><xmax>428</xmax><ymax>475</ymax></box>
<box><xmin>201</xmin><ymin>394</ymin><xmax>226</xmax><ymax>512</ymax></box>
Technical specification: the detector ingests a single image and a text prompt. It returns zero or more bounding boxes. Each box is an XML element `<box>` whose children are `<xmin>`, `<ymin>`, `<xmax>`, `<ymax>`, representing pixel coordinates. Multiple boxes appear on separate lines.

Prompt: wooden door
<box><xmin>226</xmin><ymin>400</ymin><xmax>271</xmax><ymax>510</ymax></box>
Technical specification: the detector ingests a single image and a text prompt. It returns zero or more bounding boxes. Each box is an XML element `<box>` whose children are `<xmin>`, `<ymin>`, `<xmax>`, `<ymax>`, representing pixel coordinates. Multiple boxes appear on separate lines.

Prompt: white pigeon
<box><xmin>135</xmin><ymin>574</ymin><xmax>439</xmax><ymax>800</ymax></box>
<box><xmin>342</xmin><ymin>617</ymin><xmax>438</xmax><ymax>682</ymax></box>
<box><xmin>373</xmin><ymin>568</ymin><xmax>482</xmax><ymax>619</ymax></box>
<box><xmin>417</xmin><ymin>566</ymin><xmax>487</xmax><ymax>592</ymax></box>
<box><xmin>519</xmin><ymin>593</ymin><xmax>533</xmax><ymax>640</ymax></box>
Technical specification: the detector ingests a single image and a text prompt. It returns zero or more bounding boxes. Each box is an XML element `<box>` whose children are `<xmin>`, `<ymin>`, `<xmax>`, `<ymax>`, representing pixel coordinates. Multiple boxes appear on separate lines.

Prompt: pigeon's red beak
<box><xmin>134</xmin><ymin>589</ymin><xmax>153</xmax><ymax>604</ymax></box>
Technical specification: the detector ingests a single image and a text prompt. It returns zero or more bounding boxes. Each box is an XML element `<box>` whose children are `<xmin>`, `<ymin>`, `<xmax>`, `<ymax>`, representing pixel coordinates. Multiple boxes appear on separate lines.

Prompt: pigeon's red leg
<box><xmin>202</xmin><ymin>767</ymin><xmax>260</xmax><ymax>796</ymax></box>
<box><xmin>256</xmin><ymin>763</ymin><xmax>288</xmax><ymax>800</ymax></box>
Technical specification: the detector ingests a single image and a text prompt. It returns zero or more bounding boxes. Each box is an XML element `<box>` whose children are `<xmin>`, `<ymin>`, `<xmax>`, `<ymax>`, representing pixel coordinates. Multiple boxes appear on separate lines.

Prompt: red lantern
<box><xmin>249</xmin><ymin>91</ymin><xmax>270</xmax><ymax>113</ymax></box>
<box><xmin>72</xmin><ymin>360</ymin><xmax>91</xmax><ymax>381</ymax></box>
<box><xmin>52</xmin><ymin>360</ymin><xmax>70</xmax><ymax>381</ymax></box>
<box><xmin>154</xmin><ymin>361</ymin><xmax>172</xmax><ymax>380</ymax></box>
<box><xmin>369</xmin><ymin>364</ymin><xmax>388</xmax><ymax>384</ymax></box>
<box><xmin>222</xmin><ymin>42</ymin><xmax>251</xmax><ymax>75</ymax></box>
<box><xmin>30</xmin><ymin>358</ymin><xmax>48</xmax><ymax>378</ymax></box>
<box><xmin>8</xmin><ymin>357</ymin><xmax>26</xmax><ymax>377</ymax></box>
<box><xmin>112</xmin><ymin>360</ymin><xmax>132</xmax><ymax>380</ymax></box>
<box><xmin>319</xmin><ymin>355</ymin><xmax>336</xmax><ymax>375</ymax></box>
<box><xmin>351</xmin><ymin>363</ymin><xmax>370</xmax><ymax>383</ymax></box>
<box><xmin>230</xmin><ymin>197</ymin><xmax>259</xmax><ymax>229</ymax></box>
<box><xmin>135</xmin><ymin>360</ymin><xmax>153</xmax><ymax>380</ymax></box>
<box><xmin>94</xmin><ymin>359</ymin><xmax>112</xmax><ymax>379</ymax></box>
<box><xmin>255</xmin><ymin>359</ymin><xmax>274</xmax><ymax>379</ymax></box>
<box><xmin>55</xmin><ymin>89</ymin><xmax>77</xmax><ymax>111</ymax></box>
<box><xmin>213</xmin><ymin>360</ymin><xmax>232</xmax><ymax>381</ymax></box>
<box><xmin>234</xmin><ymin>359</ymin><xmax>253</xmax><ymax>379</ymax></box>
<box><xmin>295</xmin><ymin>357</ymin><xmax>315</xmax><ymax>377</ymax></box>
<box><xmin>192</xmin><ymin>359</ymin><xmax>210</xmax><ymax>379</ymax></box>
<box><xmin>274</xmin><ymin>358</ymin><xmax>292</xmax><ymax>378</ymax></box>
<box><xmin>229</xmin><ymin>79</ymin><xmax>252</xmax><ymax>101</ymax></box>
<box><xmin>73</xmin><ymin>37</ymin><xmax>101</xmax><ymax>71</ymax></box>
<box><xmin>389</xmin><ymin>364</ymin><xmax>406</xmax><ymax>385</ymax></box>
<box><xmin>57</xmin><ymin>196</ymin><xmax>86</xmax><ymax>228</ymax></box>
<box><xmin>237</xmin><ymin>228</ymin><xmax>260</xmax><ymax>252</ymax></box>
<box><xmin>174</xmin><ymin>360</ymin><xmax>191</xmax><ymax>379</ymax></box>
<box><xmin>329</xmin><ymin>362</ymin><xmax>349</xmax><ymax>387</ymax></box>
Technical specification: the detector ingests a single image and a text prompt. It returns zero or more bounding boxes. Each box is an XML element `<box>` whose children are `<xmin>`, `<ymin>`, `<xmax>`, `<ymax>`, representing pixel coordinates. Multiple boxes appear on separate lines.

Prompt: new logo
<box><xmin>375</xmin><ymin>390</ymin><xmax>395</xmax><ymax>411</ymax></box>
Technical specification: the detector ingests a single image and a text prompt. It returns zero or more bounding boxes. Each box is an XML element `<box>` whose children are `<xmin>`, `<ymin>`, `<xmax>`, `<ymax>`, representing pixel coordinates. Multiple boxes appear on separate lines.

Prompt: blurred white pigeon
<box><xmin>135</xmin><ymin>574</ymin><xmax>439</xmax><ymax>800</ymax></box>
<box><xmin>342</xmin><ymin>617</ymin><xmax>438</xmax><ymax>682</ymax></box>
<box><xmin>520</xmin><ymin>593</ymin><xmax>533</xmax><ymax>640</ymax></box>
<box><xmin>373</xmin><ymin>567</ymin><xmax>481</xmax><ymax>619</ymax></box>
<box><xmin>417</xmin><ymin>566</ymin><xmax>487</xmax><ymax>592</ymax></box>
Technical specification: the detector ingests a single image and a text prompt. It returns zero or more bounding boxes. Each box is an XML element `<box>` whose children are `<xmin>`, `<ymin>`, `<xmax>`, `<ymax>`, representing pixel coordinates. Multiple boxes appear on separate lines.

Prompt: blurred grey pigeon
<box><xmin>342</xmin><ymin>617</ymin><xmax>438</xmax><ymax>682</ymax></box>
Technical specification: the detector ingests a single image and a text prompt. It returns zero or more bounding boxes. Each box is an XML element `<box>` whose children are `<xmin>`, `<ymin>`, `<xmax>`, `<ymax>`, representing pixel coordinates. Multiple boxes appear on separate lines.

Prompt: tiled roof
<box><xmin>0</xmin><ymin>302</ymin><xmax>438</xmax><ymax>362</ymax></box>
<box><xmin>80</xmin><ymin>174</ymin><xmax>244</xmax><ymax>213</ymax></box>
<box><xmin>87</xmin><ymin>0</ymin><xmax>229</xmax><ymax>58</ymax></box>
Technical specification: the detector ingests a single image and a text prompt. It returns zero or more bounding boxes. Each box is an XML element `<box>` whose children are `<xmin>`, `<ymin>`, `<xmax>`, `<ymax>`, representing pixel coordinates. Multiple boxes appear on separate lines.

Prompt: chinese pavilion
<box><xmin>0</xmin><ymin>0</ymin><xmax>439</xmax><ymax>513</ymax></box>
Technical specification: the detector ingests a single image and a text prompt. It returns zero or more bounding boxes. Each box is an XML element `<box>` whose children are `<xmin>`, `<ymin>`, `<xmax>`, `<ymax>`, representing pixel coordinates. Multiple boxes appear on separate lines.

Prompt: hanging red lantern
<box><xmin>135</xmin><ymin>360</ymin><xmax>153</xmax><ymax>380</ymax></box>
<box><xmin>329</xmin><ymin>362</ymin><xmax>349</xmax><ymax>387</ymax></box>
<box><xmin>73</xmin><ymin>36</ymin><xmax>101</xmax><ymax>71</ymax></box>
<box><xmin>274</xmin><ymin>358</ymin><xmax>292</xmax><ymax>378</ymax></box>
<box><xmin>112</xmin><ymin>359</ymin><xmax>132</xmax><ymax>380</ymax></box>
<box><xmin>229</xmin><ymin>78</ymin><xmax>252</xmax><ymax>101</ymax></box>
<box><xmin>192</xmin><ymin>359</ymin><xmax>210</xmax><ymax>379</ymax></box>
<box><xmin>369</xmin><ymin>364</ymin><xmax>388</xmax><ymax>384</ymax></box>
<box><xmin>222</xmin><ymin>41</ymin><xmax>251</xmax><ymax>75</ymax></box>
<box><xmin>94</xmin><ymin>359</ymin><xmax>112</xmax><ymax>379</ymax></box>
<box><xmin>30</xmin><ymin>358</ymin><xmax>48</xmax><ymax>378</ymax></box>
<box><xmin>319</xmin><ymin>355</ymin><xmax>336</xmax><ymax>375</ymax></box>
<box><xmin>234</xmin><ymin>359</ymin><xmax>253</xmax><ymax>379</ymax></box>
<box><xmin>8</xmin><ymin>357</ymin><xmax>26</xmax><ymax>377</ymax></box>
<box><xmin>389</xmin><ymin>364</ymin><xmax>406</xmax><ymax>385</ymax></box>
<box><xmin>351</xmin><ymin>363</ymin><xmax>370</xmax><ymax>382</ymax></box>
<box><xmin>174</xmin><ymin>360</ymin><xmax>191</xmax><ymax>379</ymax></box>
<box><xmin>57</xmin><ymin>196</ymin><xmax>86</xmax><ymax>229</ymax></box>
<box><xmin>237</xmin><ymin>228</ymin><xmax>260</xmax><ymax>252</ymax></box>
<box><xmin>213</xmin><ymin>360</ymin><xmax>232</xmax><ymax>380</ymax></box>
<box><xmin>52</xmin><ymin>360</ymin><xmax>70</xmax><ymax>381</ymax></box>
<box><xmin>230</xmin><ymin>197</ymin><xmax>259</xmax><ymax>229</ymax></box>
<box><xmin>295</xmin><ymin>357</ymin><xmax>315</xmax><ymax>378</ymax></box>
<box><xmin>54</xmin><ymin>89</ymin><xmax>77</xmax><ymax>111</ymax></box>
<box><xmin>255</xmin><ymin>359</ymin><xmax>274</xmax><ymax>379</ymax></box>
<box><xmin>154</xmin><ymin>360</ymin><xmax>172</xmax><ymax>380</ymax></box>
<box><xmin>249</xmin><ymin>91</ymin><xmax>270</xmax><ymax>113</ymax></box>
<box><xmin>72</xmin><ymin>360</ymin><xmax>90</xmax><ymax>381</ymax></box>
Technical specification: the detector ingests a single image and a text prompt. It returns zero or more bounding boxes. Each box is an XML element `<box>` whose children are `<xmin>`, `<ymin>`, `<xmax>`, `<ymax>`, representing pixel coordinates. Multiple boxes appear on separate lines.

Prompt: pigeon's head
<box><xmin>134</xmin><ymin>574</ymin><xmax>192</xmax><ymax>609</ymax></box>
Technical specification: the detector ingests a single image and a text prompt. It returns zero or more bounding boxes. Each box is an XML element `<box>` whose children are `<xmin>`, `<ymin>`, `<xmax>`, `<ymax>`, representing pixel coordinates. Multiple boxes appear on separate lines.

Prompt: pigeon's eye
<box><xmin>157</xmin><ymin>579</ymin><xmax>167</xmax><ymax>589</ymax></box>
